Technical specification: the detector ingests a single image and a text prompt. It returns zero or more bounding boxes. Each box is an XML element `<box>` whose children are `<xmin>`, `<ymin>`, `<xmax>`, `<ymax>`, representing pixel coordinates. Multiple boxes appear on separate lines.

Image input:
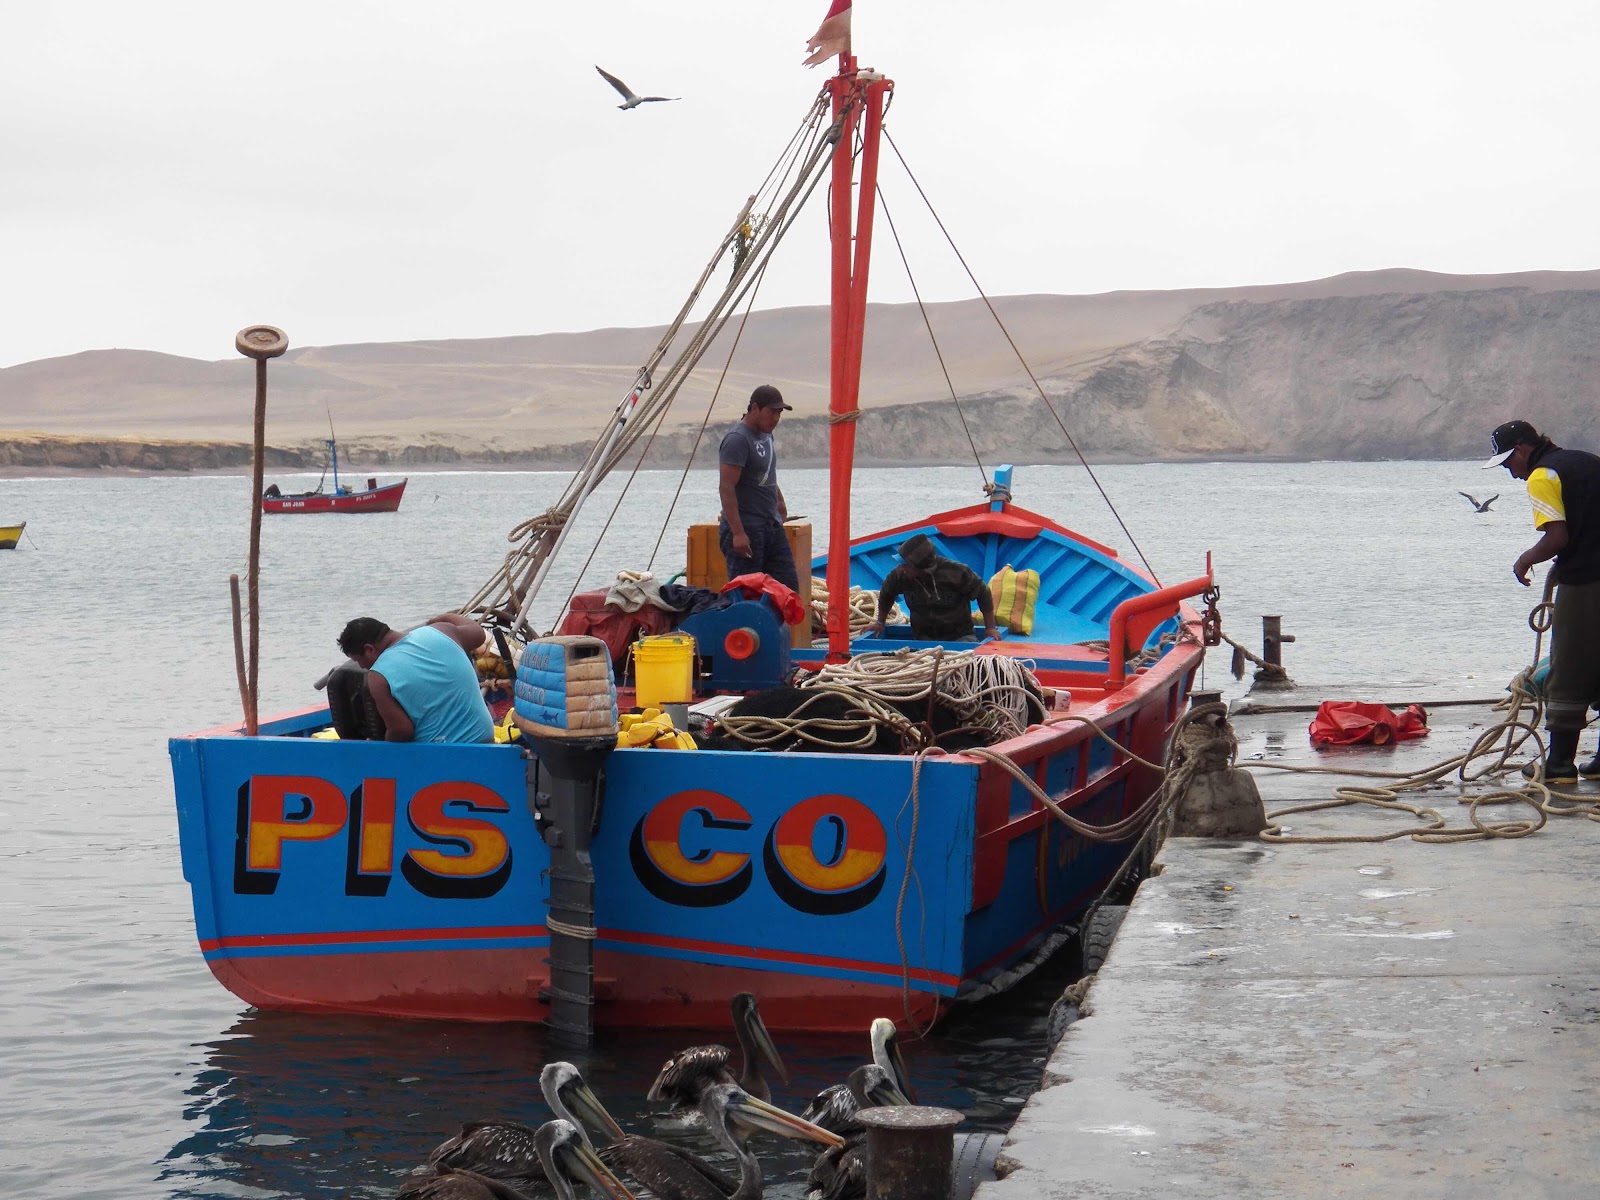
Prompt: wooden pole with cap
<box><xmin>235</xmin><ymin>325</ymin><xmax>288</xmax><ymax>734</ymax></box>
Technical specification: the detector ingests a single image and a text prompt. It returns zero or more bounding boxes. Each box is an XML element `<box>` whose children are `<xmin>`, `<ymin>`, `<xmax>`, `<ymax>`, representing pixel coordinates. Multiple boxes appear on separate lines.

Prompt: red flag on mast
<box><xmin>803</xmin><ymin>0</ymin><xmax>852</xmax><ymax>67</ymax></box>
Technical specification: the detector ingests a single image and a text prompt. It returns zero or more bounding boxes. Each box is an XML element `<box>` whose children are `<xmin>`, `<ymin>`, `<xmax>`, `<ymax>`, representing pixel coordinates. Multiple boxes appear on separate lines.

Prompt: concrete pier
<box><xmin>987</xmin><ymin>698</ymin><xmax>1600</xmax><ymax>1198</ymax></box>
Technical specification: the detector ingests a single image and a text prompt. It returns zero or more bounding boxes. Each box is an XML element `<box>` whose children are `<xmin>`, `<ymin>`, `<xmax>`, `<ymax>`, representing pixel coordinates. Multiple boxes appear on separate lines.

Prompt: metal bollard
<box><xmin>859</xmin><ymin>1105</ymin><xmax>965</xmax><ymax>1200</ymax></box>
<box><xmin>1253</xmin><ymin>614</ymin><xmax>1295</xmax><ymax>691</ymax></box>
<box><xmin>1261</xmin><ymin>615</ymin><xmax>1295</xmax><ymax>669</ymax></box>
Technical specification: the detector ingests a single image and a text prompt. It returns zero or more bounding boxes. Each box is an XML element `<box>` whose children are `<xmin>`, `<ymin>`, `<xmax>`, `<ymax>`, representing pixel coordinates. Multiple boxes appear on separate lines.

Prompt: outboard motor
<box><xmin>512</xmin><ymin>635</ymin><xmax>619</xmax><ymax>1044</ymax></box>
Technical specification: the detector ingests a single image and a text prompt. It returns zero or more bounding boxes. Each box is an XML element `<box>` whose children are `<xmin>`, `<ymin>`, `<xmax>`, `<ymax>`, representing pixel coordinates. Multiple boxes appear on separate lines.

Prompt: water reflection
<box><xmin>160</xmin><ymin>962</ymin><xmax>1069</xmax><ymax>1200</ymax></box>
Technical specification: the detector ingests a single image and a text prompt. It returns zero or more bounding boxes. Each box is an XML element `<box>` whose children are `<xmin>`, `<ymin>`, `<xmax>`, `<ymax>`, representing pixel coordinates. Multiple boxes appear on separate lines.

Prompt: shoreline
<box><xmin>0</xmin><ymin>453</ymin><xmax>1475</xmax><ymax>481</ymax></box>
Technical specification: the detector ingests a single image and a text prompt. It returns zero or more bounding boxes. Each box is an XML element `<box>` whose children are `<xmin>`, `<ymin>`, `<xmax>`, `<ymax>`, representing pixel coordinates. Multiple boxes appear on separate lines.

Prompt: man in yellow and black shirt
<box><xmin>1486</xmin><ymin>419</ymin><xmax>1600</xmax><ymax>782</ymax></box>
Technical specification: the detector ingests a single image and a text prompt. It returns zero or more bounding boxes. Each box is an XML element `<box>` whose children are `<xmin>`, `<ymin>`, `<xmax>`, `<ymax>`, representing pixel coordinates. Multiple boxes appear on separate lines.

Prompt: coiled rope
<box><xmin>1236</xmin><ymin>577</ymin><xmax>1600</xmax><ymax>843</ymax></box>
<box><xmin>808</xmin><ymin>578</ymin><xmax>900</xmax><ymax>637</ymax></box>
<box><xmin>801</xmin><ymin>647</ymin><xmax>1048</xmax><ymax>740</ymax></box>
<box><xmin>712</xmin><ymin>648</ymin><xmax>1049</xmax><ymax>753</ymax></box>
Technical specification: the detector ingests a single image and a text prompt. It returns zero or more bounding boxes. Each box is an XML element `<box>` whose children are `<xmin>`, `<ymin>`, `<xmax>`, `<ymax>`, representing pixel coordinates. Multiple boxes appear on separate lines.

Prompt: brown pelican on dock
<box><xmin>804</xmin><ymin>1065</ymin><xmax>913</xmax><ymax>1200</ymax></box>
<box><xmin>403</xmin><ymin>1062</ymin><xmax>626</xmax><ymax>1195</ymax></box>
<box><xmin>603</xmin><ymin>1083</ymin><xmax>844</xmax><ymax>1200</ymax></box>
<box><xmin>799</xmin><ymin>1018</ymin><xmax>916</xmax><ymax>1134</ymax></box>
<box><xmin>647</xmin><ymin>993</ymin><xmax>789</xmax><ymax>1112</ymax></box>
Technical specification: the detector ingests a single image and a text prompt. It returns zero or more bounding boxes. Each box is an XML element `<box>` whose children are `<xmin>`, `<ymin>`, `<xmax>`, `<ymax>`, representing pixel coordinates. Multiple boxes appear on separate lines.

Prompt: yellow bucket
<box><xmin>633</xmin><ymin>633</ymin><xmax>696</xmax><ymax>707</ymax></box>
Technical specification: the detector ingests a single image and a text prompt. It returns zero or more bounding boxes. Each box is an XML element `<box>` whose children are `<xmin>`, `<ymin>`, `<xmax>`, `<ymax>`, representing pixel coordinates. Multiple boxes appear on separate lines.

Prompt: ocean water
<box><xmin>0</xmin><ymin>461</ymin><xmax>1544</xmax><ymax>1199</ymax></box>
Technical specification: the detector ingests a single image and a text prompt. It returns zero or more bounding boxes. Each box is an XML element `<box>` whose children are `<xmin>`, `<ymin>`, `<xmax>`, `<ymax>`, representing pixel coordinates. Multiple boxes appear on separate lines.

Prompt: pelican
<box><xmin>397</xmin><ymin>1164</ymin><xmax>538</xmax><ymax>1200</ymax></box>
<box><xmin>594</xmin><ymin>66</ymin><xmax>680</xmax><ymax>111</ymax></box>
<box><xmin>1459</xmin><ymin>491</ymin><xmax>1499</xmax><ymax>512</ymax></box>
<box><xmin>804</xmin><ymin>1065</ymin><xmax>913</xmax><ymax>1200</ymax></box>
<box><xmin>537</xmin><ymin>1119</ymin><xmax>640</xmax><ymax>1200</ymax></box>
<box><xmin>799</xmin><ymin>1018</ymin><xmax>916</xmax><ymax>1134</ymax></box>
<box><xmin>404</xmin><ymin>1062</ymin><xmax>625</xmax><ymax>1194</ymax></box>
<box><xmin>602</xmin><ymin>1083</ymin><xmax>843</xmax><ymax>1200</ymax></box>
<box><xmin>647</xmin><ymin>993</ymin><xmax>789</xmax><ymax>1113</ymax></box>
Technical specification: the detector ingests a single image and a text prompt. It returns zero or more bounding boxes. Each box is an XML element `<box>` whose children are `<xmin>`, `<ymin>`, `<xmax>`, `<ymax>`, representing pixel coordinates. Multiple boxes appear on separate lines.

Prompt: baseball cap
<box><xmin>897</xmin><ymin>533</ymin><xmax>938</xmax><ymax>569</ymax></box>
<box><xmin>749</xmin><ymin>385</ymin><xmax>793</xmax><ymax>411</ymax></box>
<box><xmin>1482</xmin><ymin>419</ymin><xmax>1539</xmax><ymax>468</ymax></box>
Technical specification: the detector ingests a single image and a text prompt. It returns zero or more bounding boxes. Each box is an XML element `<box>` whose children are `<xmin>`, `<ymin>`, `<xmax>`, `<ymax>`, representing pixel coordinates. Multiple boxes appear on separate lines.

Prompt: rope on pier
<box><xmin>1216</xmin><ymin>628</ymin><xmax>1289</xmax><ymax>682</ymax></box>
<box><xmin>1231</xmin><ymin>579</ymin><xmax>1600</xmax><ymax>843</ymax></box>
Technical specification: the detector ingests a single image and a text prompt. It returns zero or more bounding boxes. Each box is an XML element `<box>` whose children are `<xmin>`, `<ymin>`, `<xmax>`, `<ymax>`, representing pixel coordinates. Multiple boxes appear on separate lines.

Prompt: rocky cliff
<box><xmin>5</xmin><ymin>269</ymin><xmax>1599</xmax><ymax>472</ymax></box>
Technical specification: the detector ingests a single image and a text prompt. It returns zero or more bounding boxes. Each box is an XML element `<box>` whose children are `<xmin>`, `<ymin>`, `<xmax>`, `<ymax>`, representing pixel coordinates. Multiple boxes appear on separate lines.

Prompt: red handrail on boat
<box><xmin>1106</xmin><ymin>555</ymin><xmax>1214</xmax><ymax>686</ymax></box>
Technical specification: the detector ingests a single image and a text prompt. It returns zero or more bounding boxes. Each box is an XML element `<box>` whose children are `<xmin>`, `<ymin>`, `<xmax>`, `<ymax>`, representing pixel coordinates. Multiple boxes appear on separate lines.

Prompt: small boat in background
<box><xmin>262</xmin><ymin>437</ymin><xmax>406</xmax><ymax>514</ymax></box>
<box><xmin>0</xmin><ymin>521</ymin><xmax>24</xmax><ymax>549</ymax></box>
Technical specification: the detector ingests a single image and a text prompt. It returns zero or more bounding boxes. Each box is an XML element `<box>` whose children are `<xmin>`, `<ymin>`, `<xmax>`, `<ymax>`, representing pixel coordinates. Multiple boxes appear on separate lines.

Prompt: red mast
<box><xmin>823</xmin><ymin>59</ymin><xmax>892</xmax><ymax>661</ymax></box>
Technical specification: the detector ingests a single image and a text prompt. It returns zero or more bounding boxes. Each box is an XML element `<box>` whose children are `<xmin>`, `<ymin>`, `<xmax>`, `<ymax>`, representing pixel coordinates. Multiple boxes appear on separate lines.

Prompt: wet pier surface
<box><xmin>986</xmin><ymin>696</ymin><xmax>1600</xmax><ymax>1198</ymax></box>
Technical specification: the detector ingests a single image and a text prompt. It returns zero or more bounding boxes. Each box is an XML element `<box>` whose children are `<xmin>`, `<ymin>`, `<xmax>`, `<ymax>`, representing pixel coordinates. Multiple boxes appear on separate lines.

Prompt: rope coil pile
<box><xmin>800</xmin><ymin>647</ymin><xmax>1049</xmax><ymax>742</ymax></box>
<box><xmin>712</xmin><ymin>647</ymin><xmax>1050</xmax><ymax>753</ymax></box>
<box><xmin>808</xmin><ymin>578</ymin><xmax>901</xmax><ymax>636</ymax></box>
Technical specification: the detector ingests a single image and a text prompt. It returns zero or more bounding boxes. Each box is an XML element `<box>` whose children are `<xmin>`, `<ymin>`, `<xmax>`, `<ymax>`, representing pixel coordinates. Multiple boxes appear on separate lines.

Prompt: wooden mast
<box><xmin>824</xmin><ymin>59</ymin><xmax>892</xmax><ymax>661</ymax></box>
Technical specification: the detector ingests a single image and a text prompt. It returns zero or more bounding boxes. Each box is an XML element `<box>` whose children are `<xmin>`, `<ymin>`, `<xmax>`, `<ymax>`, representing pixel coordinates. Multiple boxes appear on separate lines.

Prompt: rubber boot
<box><xmin>1542</xmin><ymin>729</ymin><xmax>1580</xmax><ymax>785</ymax></box>
<box><xmin>1581</xmin><ymin>748</ymin><xmax>1600</xmax><ymax>779</ymax></box>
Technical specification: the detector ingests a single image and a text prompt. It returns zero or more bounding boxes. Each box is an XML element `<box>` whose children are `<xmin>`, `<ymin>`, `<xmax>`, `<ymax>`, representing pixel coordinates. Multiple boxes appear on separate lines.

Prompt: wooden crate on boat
<box><xmin>686</xmin><ymin>522</ymin><xmax>812</xmax><ymax>648</ymax></box>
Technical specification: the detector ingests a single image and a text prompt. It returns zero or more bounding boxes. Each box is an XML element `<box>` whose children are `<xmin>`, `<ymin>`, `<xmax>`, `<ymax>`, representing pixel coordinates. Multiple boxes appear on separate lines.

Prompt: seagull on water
<box><xmin>595</xmin><ymin>66</ymin><xmax>679</xmax><ymax>110</ymax></box>
<box><xmin>1458</xmin><ymin>491</ymin><xmax>1500</xmax><ymax>513</ymax></box>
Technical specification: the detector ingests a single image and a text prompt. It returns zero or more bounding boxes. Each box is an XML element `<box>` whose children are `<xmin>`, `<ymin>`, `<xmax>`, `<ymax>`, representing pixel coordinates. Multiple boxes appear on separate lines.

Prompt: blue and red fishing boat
<box><xmin>170</xmin><ymin>25</ymin><xmax>1215</xmax><ymax>1033</ymax></box>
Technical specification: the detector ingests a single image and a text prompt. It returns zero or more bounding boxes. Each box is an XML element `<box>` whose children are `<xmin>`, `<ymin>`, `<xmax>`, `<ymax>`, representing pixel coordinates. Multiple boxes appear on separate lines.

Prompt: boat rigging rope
<box><xmin>645</xmin><ymin>257</ymin><xmax>775</xmax><ymax>574</ymax></box>
<box><xmin>880</xmin><ymin>126</ymin><xmax>1161</xmax><ymax>586</ymax></box>
<box><xmin>461</xmin><ymin>90</ymin><xmax>843</xmax><ymax>630</ymax></box>
<box><xmin>875</xmin><ymin>185</ymin><xmax>988</xmax><ymax>485</ymax></box>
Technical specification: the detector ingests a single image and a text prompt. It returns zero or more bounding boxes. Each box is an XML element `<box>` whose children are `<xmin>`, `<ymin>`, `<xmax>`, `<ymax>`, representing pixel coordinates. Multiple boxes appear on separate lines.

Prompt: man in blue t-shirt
<box><xmin>336</xmin><ymin>612</ymin><xmax>494</xmax><ymax>744</ymax></box>
<box><xmin>717</xmin><ymin>384</ymin><xmax>799</xmax><ymax>591</ymax></box>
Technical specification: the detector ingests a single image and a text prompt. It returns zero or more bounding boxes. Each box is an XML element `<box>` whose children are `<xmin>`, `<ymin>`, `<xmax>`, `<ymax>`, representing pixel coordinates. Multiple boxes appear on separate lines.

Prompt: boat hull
<box><xmin>0</xmin><ymin>522</ymin><xmax>23</xmax><ymax>549</ymax></box>
<box><xmin>169</xmin><ymin>636</ymin><xmax>1199</xmax><ymax>1032</ymax></box>
<box><xmin>262</xmin><ymin>480</ymin><xmax>406</xmax><ymax>514</ymax></box>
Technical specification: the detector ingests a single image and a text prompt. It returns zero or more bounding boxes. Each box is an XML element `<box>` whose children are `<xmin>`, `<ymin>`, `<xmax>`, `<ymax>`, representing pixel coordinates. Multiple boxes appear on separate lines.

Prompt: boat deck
<box><xmin>987</xmin><ymin>691</ymin><xmax>1600</xmax><ymax>1198</ymax></box>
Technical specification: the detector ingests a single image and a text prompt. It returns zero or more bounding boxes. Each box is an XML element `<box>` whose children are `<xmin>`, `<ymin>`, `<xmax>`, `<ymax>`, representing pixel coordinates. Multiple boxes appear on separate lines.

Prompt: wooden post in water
<box><xmin>229</xmin><ymin>574</ymin><xmax>251</xmax><ymax>727</ymax></box>
<box><xmin>235</xmin><ymin>326</ymin><xmax>289</xmax><ymax>734</ymax></box>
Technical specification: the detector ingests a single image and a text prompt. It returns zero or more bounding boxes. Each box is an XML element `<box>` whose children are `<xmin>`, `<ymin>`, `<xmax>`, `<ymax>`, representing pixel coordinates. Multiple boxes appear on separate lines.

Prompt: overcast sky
<box><xmin>3</xmin><ymin>0</ymin><xmax>1597</xmax><ymax>368</ymax></box>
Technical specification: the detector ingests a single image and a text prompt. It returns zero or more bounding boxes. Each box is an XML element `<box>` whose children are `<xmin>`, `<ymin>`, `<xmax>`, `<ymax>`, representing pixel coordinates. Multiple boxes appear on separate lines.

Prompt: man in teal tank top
<box><xmin>337</xmin><ymin>613</ymin><xmax>495</xmax><ymax>744</ymax></box>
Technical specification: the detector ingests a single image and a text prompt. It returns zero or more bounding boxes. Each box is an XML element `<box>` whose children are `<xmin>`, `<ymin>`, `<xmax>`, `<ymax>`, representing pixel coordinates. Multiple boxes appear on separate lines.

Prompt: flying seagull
<box><xmin>1458</xmin><ymin>491</ymin><xmax>1499</xmax><ymax>513</ymax></box>
<box><xmin>595</xmin><ymin>65</ymin><xmax>679</xmax><ymax>111</ymax></box>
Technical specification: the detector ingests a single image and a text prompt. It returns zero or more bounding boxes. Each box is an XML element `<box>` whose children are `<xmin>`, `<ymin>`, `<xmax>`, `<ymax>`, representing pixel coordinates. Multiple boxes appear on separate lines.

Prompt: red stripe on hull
<box><xmin>199</xmin><ymin>923</ymin><xmax>548</xmax><ymax>952</ymax></box>
<box><xmin>206</xmin><ymin>945</ymin><xmax>944</xmax><ymax>1031</ymax></box>
<box><xmin>600</xmin><ymin>927</ymin><xmax>960</xmax><ymax>988</ymax></box>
